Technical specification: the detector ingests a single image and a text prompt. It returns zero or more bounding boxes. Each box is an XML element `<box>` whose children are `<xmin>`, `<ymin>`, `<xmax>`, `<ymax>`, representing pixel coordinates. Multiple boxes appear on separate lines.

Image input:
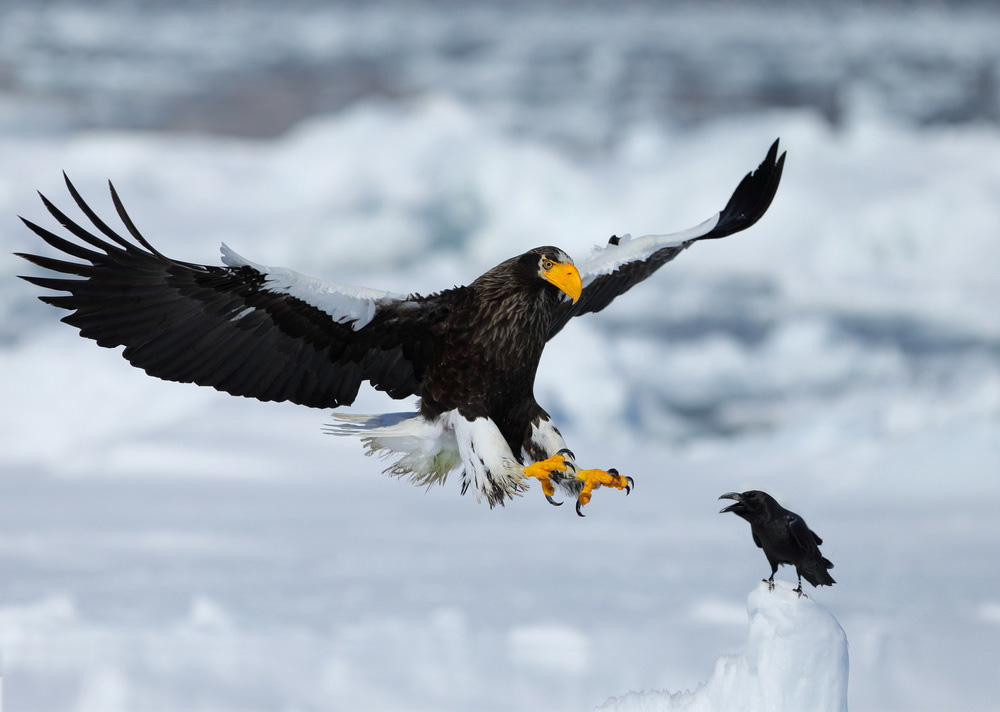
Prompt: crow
<box><xmin>719</xmin><ymin>490</ymin><xmax>835</xmax><ymax>596</ymax></box>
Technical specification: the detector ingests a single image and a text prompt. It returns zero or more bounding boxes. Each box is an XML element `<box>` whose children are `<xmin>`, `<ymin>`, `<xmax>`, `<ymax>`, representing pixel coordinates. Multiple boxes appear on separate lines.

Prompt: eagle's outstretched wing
<box><xmin>548</xmin><ymin>139</ymin><xmax>785</xmax><ymax>339</ymax></box>
<box><xmin>16</xmin><ymin>175</ymin><xmax>444</xmax><ymax>409</ymax></box>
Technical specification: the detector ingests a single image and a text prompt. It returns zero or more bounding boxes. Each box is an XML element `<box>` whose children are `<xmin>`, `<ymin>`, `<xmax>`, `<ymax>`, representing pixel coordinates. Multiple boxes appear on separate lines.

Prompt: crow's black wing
<box><xmin>548</xmin><ymin>139</ymin><xmax>785</xmax><ymax>339</ymax></box>
<box><xmin>16</xmin><ymin>176</ymin><xmax>445</xmax><ymax>409</ymax></box>
<box><xmin>786</xmin><ymin>512</ymin><xmax>821</xmax><ymax>551</ymax></box>
<box><xmin>786</xmin><ymin>512</ymin><xmax>836</xmax><ymax>585</ymax></box>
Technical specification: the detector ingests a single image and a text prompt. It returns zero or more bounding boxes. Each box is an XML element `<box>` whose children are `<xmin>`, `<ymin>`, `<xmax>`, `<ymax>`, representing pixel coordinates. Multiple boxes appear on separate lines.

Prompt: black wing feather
<box><xmin>786</xmin><ymin>512</ymin><xmax>813</xmax><ymax>549</ymax></box>
<box><xmin>16</xmin><ymin>179</ymin><xmax>440</xmax><ymax>409</ymax></box>
<box><xmin>548</xmin><ymin>139</ymin><xmax>785</xmax><ymax>338</ymax></box>
<box><xmin>62</xmin><ymin>172</ymin><xmax>136</xmax><ymax>251</ymax></box>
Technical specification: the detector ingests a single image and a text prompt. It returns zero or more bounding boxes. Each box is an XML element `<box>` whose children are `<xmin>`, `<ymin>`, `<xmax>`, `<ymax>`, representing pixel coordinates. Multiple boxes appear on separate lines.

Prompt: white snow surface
<box><xmin>2</xmin><ymin>3</ymin><xmax>1000</xmax><ymax>712</ymax></box>
<box><xmin>599</xmin><ymin>581</ymin><xmax>849</xmax><ymax>712</ymax></box>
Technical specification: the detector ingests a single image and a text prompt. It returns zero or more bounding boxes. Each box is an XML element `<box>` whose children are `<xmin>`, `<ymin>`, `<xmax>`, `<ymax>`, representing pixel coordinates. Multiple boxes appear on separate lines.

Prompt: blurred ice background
<box><xmin>1</xmin><ymin>0</ymin><xmax>999</xmax><ymax>710</ymax></box>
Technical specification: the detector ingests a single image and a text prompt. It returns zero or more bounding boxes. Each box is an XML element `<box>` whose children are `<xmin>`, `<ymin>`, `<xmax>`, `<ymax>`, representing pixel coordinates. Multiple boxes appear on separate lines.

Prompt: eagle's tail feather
<box><xmin>325</xmin><ymin>412</ymin><xmax>460</xmax><ymax>487</ymax></box>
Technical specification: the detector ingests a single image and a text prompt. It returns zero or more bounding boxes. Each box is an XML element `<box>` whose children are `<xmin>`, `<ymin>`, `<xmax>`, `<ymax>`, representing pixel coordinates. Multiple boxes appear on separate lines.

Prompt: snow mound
<box><xmin>598</xmin><ymin>581</ymin><xmax>848</xmax><ymax>712</ymax></box>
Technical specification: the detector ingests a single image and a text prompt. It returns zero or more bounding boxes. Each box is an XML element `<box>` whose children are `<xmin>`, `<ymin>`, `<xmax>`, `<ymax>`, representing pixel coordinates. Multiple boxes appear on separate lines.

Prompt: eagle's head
<box><xmin>521</xmin><ymin>246</ymin><xmax>582</xmax><ymax>304</ymax></box>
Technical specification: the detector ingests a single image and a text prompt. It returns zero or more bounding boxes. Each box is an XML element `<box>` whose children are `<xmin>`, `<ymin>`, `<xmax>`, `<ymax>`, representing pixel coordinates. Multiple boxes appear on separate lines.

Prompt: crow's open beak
<box><xmin>719</xmin><ymin>492</ymin><xmax>744</xmax><ymax>514</ymax></box>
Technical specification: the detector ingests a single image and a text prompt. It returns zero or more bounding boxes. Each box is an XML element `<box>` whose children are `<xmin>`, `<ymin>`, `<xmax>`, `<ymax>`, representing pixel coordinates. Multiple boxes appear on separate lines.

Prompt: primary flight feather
<box><xmin>17</xmin><ymin>139</ymin><xmax>786</xmax><ymax>513</ymax></box>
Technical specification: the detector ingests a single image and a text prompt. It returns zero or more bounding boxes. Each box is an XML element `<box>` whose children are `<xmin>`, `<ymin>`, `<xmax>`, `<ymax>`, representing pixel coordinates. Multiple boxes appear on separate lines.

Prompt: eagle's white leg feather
<box><xmin>522</xmin><ymin>417</ymin><xmax>569</xmax><ymax>463</ymax></box>
<box><xmin>448</xmin><ymin>413</ymin><xmax>525</xmax><ymax>505</ymax></box>
<box><xmin>522</xmin><ymin>417</ymin><xmax>585</xmax><ymax>498</ymax></box>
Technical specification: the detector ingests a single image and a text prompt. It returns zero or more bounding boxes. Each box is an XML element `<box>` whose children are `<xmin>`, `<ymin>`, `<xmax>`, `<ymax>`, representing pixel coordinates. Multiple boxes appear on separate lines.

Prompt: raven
<box><xmin>719</xmin><ymin>490</ymin><xmax>835</xmax><ymax>595</ymax></box>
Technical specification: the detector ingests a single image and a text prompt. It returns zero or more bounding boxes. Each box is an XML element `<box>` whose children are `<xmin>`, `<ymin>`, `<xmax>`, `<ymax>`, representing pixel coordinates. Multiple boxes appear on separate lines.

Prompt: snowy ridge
<box><xmin>599</xmin><ymin>581</ymin><xmax>848</xmax><ymax>712</ymax></box>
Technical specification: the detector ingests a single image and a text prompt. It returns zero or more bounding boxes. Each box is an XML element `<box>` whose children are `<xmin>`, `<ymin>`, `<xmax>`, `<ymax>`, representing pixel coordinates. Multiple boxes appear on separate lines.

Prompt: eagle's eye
<box><xmin>542</xmin><ymin>259</ymin><xmax>555</xmax><ymax>271</ymax></box>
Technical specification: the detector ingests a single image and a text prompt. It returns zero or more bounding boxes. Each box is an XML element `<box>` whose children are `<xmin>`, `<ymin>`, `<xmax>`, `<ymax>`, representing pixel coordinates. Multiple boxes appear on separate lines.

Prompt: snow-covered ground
<box><xmin>2</xmin><ymin>2</ymin><xmax>1000</xmax><ymax>711</ymax></box>
<box><xmin>600</xmin><ymin>581</ymin><xmax>849</xmax><ymax>712</ymax></box>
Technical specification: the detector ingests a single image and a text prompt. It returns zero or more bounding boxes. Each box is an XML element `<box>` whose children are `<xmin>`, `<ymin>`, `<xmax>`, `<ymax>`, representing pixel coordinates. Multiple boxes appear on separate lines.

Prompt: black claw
<box><xmin>624</xmin><ymin>476</ymin><xmax>634</xmax><ymax>495</ymax></box>
<box><xmin>556</xmin><ymin>447</ymin><xmax>576</xmax><ymax>461</ymax></box>
<box><xmin>576</xmin><ymin>500</ymin><xmax>586</xmax><ymax>517</ymax></box>
<box><xmin>546</xmin><ymin>494</ymin><xmax>563</xmax><ymax>507</ymax></box>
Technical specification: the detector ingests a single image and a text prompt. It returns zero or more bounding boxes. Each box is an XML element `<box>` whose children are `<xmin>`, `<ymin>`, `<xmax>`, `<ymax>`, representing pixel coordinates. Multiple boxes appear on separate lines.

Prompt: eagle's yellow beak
<box><xmin>543</xmin><ymin>262</ymin><xmax>582</xmax><ymax>304</ymax></box>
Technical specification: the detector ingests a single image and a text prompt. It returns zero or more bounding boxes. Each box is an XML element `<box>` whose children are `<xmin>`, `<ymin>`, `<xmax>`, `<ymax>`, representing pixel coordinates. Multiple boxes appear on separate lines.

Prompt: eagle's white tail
<box><xmin>325</xmin><ymin>412</ymin><xmax>461</xmax><ymax>487</ymax></box>
<box><xmin>326</xmin><ymin>411</ymin><xmax>527</xmax><ymax>506</ymax></box>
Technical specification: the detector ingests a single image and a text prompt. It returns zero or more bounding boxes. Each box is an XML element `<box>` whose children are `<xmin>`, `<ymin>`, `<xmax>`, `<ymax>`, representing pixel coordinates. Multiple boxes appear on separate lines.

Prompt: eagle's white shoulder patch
<box><xmin>220</xmin><ymin>243</ymin><xmax>408</xmax><ymax>330</ymax></box>
<box><xmin>577</xmin><ymin>213</ymin><xmax>721</xmax><ymax>284</ymax></box>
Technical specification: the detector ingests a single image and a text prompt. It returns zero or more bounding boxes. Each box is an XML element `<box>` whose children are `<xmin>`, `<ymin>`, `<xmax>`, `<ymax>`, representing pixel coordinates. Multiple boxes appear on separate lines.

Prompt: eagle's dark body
<box><xmin>422</xmin><ymin>250</ymin><xmax>567</xmax><ymax>459</ymax></box>
<box><xmin>17</xmin><ymin>141</ymin><xmax>785</xmax><ymax>510</ymax></box>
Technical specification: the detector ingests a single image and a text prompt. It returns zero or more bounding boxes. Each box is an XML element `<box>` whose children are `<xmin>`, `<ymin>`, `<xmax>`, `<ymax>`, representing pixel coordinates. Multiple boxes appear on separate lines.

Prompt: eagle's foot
<box><xmin>574</xmin><ymin>467</ymin><xmax>634</xmax><ymax>517</ymax></box>
<box><xmin>764</xmin><ymin>577</ymin><xmax>775</xmax><ymax>592</ymax></box>
<box><xmin>523</xmin><ymin>452</ymin><xmax>571</xmax><ymax>506</ymax></box>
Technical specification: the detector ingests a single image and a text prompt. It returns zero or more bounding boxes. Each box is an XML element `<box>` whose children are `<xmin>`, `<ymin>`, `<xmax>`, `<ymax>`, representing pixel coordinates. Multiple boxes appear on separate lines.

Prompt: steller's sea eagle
<box><xmin>17</xmin><ymin>140</ymin><xmax>785</xmax><ymax>514</ymax></box>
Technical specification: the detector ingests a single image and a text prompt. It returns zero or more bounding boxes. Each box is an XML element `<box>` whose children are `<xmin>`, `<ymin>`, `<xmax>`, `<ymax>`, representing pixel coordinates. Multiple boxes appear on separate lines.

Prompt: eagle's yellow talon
<box><xmin>524</xmin><ymin>453</ymin><xmax>568</xmax><ymax>504</ymax></box>
<box><xmin>573</xmin><ymin>467</ymin><xmax>633</xmax><ymax>517</ymax></box>
<box><xmin>525</xmin><ymin>456</ymin><xmax>633</xmax><ymax>515</ymax></box>
<box><xmin>523</xmin><ymin>453</ymin><xmax>567</xmax><ymax>480</ymax></box>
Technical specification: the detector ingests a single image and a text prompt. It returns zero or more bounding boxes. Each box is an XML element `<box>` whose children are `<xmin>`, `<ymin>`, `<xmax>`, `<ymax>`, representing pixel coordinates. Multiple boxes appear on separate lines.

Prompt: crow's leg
<box><xmin>763</xmin><ymin>561</ymin><xmax>779</xmax><ymax>591</ymax></box>
<box><xmin>793</xmin><ymin>573</ymin><xmax>808</xmax><ymax>598</ymax></box>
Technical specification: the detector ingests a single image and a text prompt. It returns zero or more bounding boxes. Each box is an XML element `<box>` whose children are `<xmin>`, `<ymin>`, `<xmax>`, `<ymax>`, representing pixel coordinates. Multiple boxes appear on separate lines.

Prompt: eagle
<box><xmin>17</xmin><ymin>140</ymin><xmax>785</xmax><ymax>515</ymax></box>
